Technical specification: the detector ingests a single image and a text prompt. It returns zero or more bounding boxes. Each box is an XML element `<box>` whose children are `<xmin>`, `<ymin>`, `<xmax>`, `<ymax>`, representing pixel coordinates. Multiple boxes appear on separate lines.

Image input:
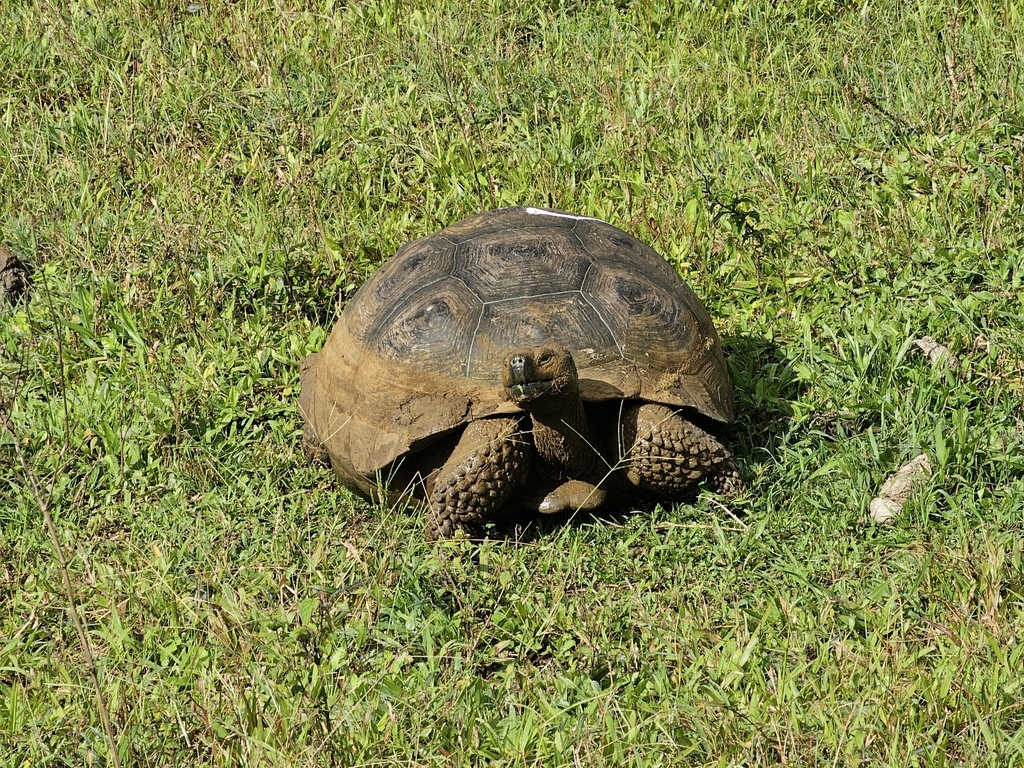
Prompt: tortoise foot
<box><xmin>539</xmin><ymin>480</ymin><xmax>607</xmax><ymax>515</ymax></box>
<box><xmin>616</xmin><ymin>403</ymin><xmax>741</xmax><ymax>499</ymax></box>
<box><xmin>517</xmin><ymin>479</ymin><xmax>608</xmax><ymax>516</ymax></box>
<box><xmin>426</xmin><ymin>417</ymin><xmax>530</xmax><ymax>540</ymax></box>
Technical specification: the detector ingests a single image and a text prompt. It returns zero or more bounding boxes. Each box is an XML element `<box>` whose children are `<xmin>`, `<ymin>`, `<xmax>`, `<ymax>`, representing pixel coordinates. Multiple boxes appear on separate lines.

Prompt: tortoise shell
<box><xmin>300</xmin><ymin>206</ymin><xmax>733</xmax><ymax>497</ymax></box>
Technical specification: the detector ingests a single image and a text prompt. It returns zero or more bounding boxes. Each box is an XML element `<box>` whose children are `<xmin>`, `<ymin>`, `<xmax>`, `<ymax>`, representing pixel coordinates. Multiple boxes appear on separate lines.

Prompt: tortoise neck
<box><xmin>526</xmin><ymin>395</ymin><xmax>601</xmax><ymax>479</ymax></box>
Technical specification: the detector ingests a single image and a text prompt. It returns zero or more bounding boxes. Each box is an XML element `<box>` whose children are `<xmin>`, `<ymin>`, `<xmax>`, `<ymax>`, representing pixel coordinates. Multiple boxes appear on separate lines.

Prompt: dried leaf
<box><xmin>869</xmin><ymin>454</ymin><xmax>932</xmax><ymax>525</ymax></box>
<box><xmin>914</xmin><ymin>337</ymin><xmax>958</xmax><ymax>369</ymax></box>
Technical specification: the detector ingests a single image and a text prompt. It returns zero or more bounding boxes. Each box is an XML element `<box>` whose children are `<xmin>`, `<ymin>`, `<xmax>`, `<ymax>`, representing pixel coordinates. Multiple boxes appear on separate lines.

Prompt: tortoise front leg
<box><xmin>615</xmin><ymin>403</ymin><xmax>743</xmax><ymax>498</ymax></box>
<box><xmin>426</xmin><ymin>417</ymin><xmax>531</xmax><ymax>539</ymax></box>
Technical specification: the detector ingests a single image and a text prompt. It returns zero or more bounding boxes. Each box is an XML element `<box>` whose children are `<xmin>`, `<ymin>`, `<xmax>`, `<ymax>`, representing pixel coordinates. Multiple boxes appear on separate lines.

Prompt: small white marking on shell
<box><xmin>524</xmin><ymin>207</ymin><xmax>604</xmax><ymax>222</ymax></box>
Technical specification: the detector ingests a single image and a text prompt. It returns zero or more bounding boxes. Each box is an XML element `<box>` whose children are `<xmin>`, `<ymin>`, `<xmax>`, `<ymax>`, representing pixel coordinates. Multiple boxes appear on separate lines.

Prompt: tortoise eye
<box><xmin>538</xmin><ymin>353</ymin><xmax>552</xmax><ymax>366</ymax></box>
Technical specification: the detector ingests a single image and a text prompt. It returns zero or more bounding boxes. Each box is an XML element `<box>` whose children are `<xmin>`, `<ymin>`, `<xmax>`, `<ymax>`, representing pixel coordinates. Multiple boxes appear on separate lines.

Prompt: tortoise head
<box><xmin>502</xmin><ymin>345</ymin><xmax>579</xmax><ymax>409</ymax></box>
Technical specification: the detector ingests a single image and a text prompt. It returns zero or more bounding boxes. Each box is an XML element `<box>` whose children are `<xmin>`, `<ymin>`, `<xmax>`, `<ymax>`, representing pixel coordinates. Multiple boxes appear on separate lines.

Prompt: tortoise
<box><xmin>299</xmin><ymin>206</ymin><xmax>741</xmax><ymax>538</ymax></box>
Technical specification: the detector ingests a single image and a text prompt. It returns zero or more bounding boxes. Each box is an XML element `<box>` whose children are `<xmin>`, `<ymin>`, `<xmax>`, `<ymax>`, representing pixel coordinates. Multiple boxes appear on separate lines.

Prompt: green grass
<box><xmin>2</xmin><ymin>0</ymin><xmax>1023</xmax><ymax>765</ymax></box>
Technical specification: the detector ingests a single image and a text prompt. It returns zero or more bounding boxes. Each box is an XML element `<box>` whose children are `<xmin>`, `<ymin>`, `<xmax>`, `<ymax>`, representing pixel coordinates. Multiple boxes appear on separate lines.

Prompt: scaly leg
<box><xmin>615</xmin><ymin>403</ymin><xmax>742</xmax><ymax>498</ymax></box>
<box><xmin>426</xmin><ymin>417</ymin><xmax>531</xmax><ymax>539</ymax></box>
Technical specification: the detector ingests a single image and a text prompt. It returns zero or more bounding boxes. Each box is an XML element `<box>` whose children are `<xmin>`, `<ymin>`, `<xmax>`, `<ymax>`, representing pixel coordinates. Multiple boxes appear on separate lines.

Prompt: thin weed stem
<box><xmin>0</xmin><ymin>411</ymin><xmax>122</xmax><ymax>768</ymax></box>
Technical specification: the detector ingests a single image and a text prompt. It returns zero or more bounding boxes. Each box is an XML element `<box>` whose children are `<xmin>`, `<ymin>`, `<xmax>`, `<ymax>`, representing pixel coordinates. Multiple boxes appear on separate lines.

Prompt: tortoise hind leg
<box><xmin>516</xmin><ymin>479</ymin><xmax>608</xmax><ymax>516</ymax></box>
<box><xmin>615</xmin><ymin>403</ymin><xmax>743</xmax><ymax>499</ymax></box>
<box><xmin>426</xmin><ymin>417</ymin><xmax>531</xmax><ymax>539</ymax></box>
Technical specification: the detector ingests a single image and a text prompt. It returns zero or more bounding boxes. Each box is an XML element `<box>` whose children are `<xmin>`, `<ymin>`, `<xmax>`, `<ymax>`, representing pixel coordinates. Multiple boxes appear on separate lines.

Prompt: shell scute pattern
<box><xmin>352</xmin><ymin>210</ymin><xmax>709</xmax><ymax>384</ymax></box>
<box><xmin>370</xmin><ymin>279</ymin><xmax>481</xmax><ymax>377</ymax></box>
<box><xmin>469</xmin><ymin>292</ymin><xmax>620</xmax><ymax>378</ymax></box>
<box><xmin>348</xmin><ymin>236</ymin><xmax>456</xmax><ymax>340</ymax></box>
<box><xmin>584</xmin><ymin>261</ymin><xmax>707</xmax><ymax>369</ymax></box>
<box><xmin>453</xmin><ymin>229</ymin><xmax>591</xmax><ymax>303</ymax></box>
